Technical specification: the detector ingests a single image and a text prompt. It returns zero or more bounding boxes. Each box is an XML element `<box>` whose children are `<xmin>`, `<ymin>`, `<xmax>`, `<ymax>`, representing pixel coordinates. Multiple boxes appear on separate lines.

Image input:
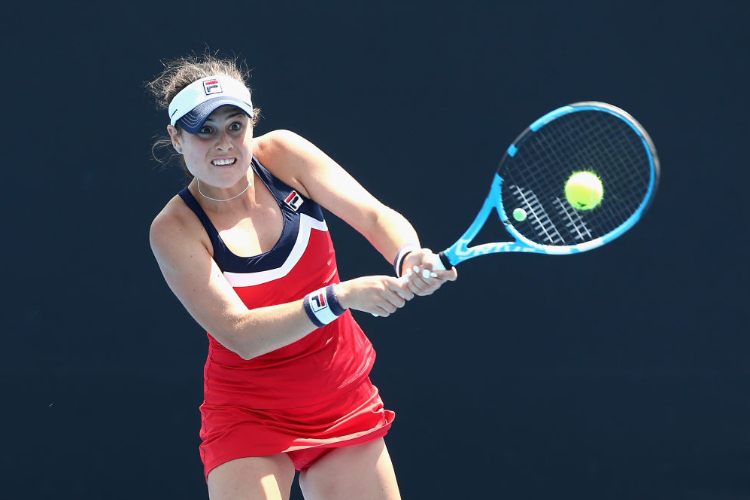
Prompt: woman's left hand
<box><xmin>400</xmin><ymin>248</ymin><xmax>458</xmax><ymax>296</ymax></box>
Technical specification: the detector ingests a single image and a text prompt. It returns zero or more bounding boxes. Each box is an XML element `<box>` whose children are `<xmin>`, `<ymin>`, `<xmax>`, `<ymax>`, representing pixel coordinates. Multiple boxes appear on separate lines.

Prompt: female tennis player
<box><xmin>147</xmin><ymin>54</ymin><xmax>457</xmax><ymax>500</ymax></box>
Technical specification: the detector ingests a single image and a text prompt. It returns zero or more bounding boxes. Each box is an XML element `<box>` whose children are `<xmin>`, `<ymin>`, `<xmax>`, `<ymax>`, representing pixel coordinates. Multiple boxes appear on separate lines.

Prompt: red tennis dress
<box><xmin>178</xmin><ymin>158</ymin><xmax>394</xmax><ymax>479</ymax></box>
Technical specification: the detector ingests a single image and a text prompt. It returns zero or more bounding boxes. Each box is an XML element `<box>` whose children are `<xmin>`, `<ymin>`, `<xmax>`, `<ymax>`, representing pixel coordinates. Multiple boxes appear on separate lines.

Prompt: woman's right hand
<box><xmin>334</xmin><ymin>276</ymin><xmax>415</xmax><ymax>317</ymax></box>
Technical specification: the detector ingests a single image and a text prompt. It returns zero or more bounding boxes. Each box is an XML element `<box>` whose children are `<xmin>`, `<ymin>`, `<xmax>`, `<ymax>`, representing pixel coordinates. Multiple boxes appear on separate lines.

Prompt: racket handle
<box><xmin>429</xmin><ymin>251</ymin><xmax>454</xmax><ymax>271</ymax></box>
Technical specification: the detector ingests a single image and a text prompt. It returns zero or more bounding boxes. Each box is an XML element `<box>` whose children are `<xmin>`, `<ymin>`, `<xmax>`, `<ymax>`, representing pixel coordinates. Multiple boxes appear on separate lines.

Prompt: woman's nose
<box><xmin>215</xmin><ymin>131</ymin><xmax>232</xmax><ymax>150</ymax></box>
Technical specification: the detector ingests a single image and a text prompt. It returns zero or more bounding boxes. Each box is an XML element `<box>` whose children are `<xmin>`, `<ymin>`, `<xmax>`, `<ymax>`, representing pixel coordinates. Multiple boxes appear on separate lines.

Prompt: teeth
<box><xmin>212</xmin><ymin>158</ymin><xmax>235</xmax><ymax>166</ymax></box>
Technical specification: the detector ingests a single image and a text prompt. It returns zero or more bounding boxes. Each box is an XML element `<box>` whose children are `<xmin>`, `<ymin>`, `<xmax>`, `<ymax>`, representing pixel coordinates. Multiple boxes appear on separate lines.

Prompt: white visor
<box><xmin>168</xmin><ymin>75</ymin><xmax>254</xmax><ymax>134</ymax></box>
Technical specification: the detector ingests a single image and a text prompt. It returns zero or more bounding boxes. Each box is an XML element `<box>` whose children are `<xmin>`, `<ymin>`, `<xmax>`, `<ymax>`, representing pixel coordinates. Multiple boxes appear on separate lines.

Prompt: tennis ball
<box><xmin>512</xmin><ymin>208</ymin><xmax>527</xmax><ymax>221</ymax></box>
<box><xmin>565</xmin><ymin>171</ymin><xmax>603</xmax><ymax>210</ymax></box>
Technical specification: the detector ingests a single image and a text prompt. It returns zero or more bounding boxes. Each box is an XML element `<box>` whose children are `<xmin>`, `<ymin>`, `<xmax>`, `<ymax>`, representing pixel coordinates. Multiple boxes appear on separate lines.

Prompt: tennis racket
<box><xmin>431</xmin><ymin>101</ymin><xmax>660</xmax><ymax>270</ymax></box>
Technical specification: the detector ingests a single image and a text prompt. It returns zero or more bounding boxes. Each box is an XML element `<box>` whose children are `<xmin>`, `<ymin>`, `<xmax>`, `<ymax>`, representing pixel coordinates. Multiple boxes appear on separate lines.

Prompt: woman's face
<box><xmin>169</xmin><ymin>105</ymin><xmax>253</xmax><ymax>190</ymax></box>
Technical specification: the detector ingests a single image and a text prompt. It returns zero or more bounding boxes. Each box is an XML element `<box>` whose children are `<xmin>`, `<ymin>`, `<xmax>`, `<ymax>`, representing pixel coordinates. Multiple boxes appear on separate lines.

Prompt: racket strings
<box><xmin>501</xmin><ymin>109</ymin><xmax>653</xmax><ymax>246</ymax></box>
<box><xmin>509</xmin><ymin>185</ymin><xmax>565</xmax><ymax>244</ymax></box>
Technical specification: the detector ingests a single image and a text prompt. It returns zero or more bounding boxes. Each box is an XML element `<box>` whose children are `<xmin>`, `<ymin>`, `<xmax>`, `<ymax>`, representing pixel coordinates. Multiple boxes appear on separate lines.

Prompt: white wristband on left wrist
<box><xmin>303</xmin><ymin>285</ymin><xmax>347</xmax><ymax>327</ymax></box>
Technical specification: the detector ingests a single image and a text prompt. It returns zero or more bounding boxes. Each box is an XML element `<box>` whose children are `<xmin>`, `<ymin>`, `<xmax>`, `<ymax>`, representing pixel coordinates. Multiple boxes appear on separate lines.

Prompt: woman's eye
<box><xmin>229</xmin><ymin>122</ymin><xmax>242</xmax><ymax>131</ymax></box>
<box><xmin>199</xmin><ymin>126</ymin><xmax>213</xmax><ymax>134</ymax></box>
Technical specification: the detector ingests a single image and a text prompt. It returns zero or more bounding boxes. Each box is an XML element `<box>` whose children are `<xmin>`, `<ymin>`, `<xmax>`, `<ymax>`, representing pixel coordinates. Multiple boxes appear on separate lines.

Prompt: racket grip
<box><xmin>429</xmin><ymin>251</ymin><xmax>454</xmax><ymax>271</ymax></box>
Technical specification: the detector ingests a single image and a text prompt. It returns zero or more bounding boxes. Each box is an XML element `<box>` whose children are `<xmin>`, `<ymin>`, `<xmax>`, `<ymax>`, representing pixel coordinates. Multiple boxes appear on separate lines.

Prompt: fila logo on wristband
<box><xmin>309</xmin><ymin>292</ymin><xmax>326</xmax><ymax>311</ymax></box>
<box><xmin>303</xmin><ymin>285</ymin><xmax>346</xmax><ymax>328</ymax></box>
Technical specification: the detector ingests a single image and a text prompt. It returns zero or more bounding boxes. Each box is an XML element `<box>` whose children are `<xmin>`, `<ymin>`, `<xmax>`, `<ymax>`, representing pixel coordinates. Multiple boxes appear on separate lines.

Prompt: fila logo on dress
<box><xmin>285</xmin><ymin>190</ymin><xmax>304</xmax><ymax>211</ymax></box>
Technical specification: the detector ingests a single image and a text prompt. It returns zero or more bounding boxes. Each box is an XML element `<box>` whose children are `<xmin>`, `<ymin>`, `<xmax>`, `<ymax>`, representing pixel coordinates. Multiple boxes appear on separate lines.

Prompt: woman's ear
<box><xmin>167</xmin><ymin>124</ymin><xmax>182</xmax><ymax>153</ymax></box>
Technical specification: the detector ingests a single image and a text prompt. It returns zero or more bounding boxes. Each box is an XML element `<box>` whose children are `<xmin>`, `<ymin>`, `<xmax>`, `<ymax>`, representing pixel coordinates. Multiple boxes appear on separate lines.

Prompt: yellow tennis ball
<box><xmin>512</xmin><ymin>208</ymin><xmax>527</xmax><ymax>221</ymax></box>
<box><xmin>565</xmin><ymin>171</ymin><xmax>603</xmax><ymax>210</ymax></box>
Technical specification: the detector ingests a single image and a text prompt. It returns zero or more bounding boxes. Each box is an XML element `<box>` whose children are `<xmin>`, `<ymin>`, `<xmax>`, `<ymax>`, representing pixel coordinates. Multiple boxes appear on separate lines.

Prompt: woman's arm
<box><xmin>150</xmin><ymin>206</ymin><xmax>412</xmax><ymax>360</ymax></box>
<box><xmin>255</xmin><ymin>130</ymin><xmax>457</xmax><ymax>294</ymax></box>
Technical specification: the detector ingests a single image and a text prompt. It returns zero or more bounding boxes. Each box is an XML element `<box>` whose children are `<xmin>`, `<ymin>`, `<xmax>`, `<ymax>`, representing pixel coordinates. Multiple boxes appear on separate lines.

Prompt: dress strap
<box><xmin>177</xmin><ymin>186</ymin><xmax>229</xmax><ymax>259</ymax></box>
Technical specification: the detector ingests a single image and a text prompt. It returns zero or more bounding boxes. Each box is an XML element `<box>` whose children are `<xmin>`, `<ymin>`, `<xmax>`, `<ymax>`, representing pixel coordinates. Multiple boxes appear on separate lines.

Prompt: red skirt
<box><xmin>199</xmin><ymin>378</ymin><xmax>395</xmax><ymax>479</ymax></box>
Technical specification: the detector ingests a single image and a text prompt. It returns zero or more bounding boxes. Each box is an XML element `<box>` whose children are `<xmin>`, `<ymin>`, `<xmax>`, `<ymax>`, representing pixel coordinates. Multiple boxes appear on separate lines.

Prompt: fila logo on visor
<box><xmin>203</xmin><ymin>79</ymin><xmax>223</xmax><ymax>95</ymax></box>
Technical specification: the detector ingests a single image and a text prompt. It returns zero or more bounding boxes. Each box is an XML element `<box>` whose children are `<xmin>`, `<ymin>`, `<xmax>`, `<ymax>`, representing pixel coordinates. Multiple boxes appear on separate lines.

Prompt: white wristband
<box><xmin>393</xmin><ymin>243</ymin><xmax>420</xmax><ymax>278</ymax></box>
<box><xmin>303</xmin><ymin>285</ymin><xmax>346</xmax><ymax>327</ymax></box>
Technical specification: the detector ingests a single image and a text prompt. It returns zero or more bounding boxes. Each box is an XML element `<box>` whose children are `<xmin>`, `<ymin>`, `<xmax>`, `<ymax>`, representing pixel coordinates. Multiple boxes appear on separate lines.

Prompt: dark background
<box><xmin>3</xmin><ymin>1</ymin><xmax>748</xmax><ymax>499</ymax></box>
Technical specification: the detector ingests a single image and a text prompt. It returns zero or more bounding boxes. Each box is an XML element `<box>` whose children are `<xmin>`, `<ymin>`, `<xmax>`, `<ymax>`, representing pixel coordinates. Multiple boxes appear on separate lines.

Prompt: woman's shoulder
<box><xmin>253</xmin><ymin>129</ymin><xmax>313</xmax><ymax>167</ymax></box>
<box><xmin>150</xmin><ymin>191</ymin><xmax>206</xmax><ymax>251</ymax></box>
<box><xmin>253</xmin><ymin>130</ymin><xmax>314</xmax><ymax>198</ymax></box>
<box><xmin>253</xmin><ymin>128</ymin><xmax>305</xmax><ymax>151</ymax></box>
<box><xmin>152</xmin><ymin>191</ymin><xmax>190</xmax><ymax>224</ymax></box>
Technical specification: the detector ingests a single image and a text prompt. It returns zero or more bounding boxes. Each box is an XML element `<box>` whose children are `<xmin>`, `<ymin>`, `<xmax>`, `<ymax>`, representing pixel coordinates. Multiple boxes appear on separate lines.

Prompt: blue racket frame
<box><xmin>437</xmin><ymin>103</ymin><xmax>659</xmax><ymax>269</ymax></box>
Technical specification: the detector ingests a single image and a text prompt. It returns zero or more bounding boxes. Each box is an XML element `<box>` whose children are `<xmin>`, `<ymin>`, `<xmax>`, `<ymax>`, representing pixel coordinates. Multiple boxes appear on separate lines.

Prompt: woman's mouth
<box><xmin>212</xmin><ymin>158</ymin><xmax>237</xmax><ymax>167</ymax></box>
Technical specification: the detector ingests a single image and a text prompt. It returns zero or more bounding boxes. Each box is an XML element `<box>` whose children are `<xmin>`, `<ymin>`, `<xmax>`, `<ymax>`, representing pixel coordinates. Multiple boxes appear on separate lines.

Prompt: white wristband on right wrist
<box><xmin>393</xmin><ymin>243</ymin><xmax>419</xmax><ymax>278</ymax></box>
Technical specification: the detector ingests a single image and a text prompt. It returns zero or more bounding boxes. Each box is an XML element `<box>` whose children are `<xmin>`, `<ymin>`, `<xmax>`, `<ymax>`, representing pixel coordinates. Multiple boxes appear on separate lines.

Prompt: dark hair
<box><xmin>146</xmin><ymin>51</ymin><xmax>260</xmax><ymax>181</ymax></box>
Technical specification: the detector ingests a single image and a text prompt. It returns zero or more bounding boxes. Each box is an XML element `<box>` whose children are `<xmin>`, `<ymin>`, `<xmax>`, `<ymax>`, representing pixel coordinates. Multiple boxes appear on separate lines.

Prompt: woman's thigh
<box><xmin>207</xmin><ymin>454</ymin><xmax>296</xmax><ymax>500</ymax></box>
<box><xmin>298</xmin><ymin>438</ymin><xmax>401</xmax><ymax>500</ymax></box>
